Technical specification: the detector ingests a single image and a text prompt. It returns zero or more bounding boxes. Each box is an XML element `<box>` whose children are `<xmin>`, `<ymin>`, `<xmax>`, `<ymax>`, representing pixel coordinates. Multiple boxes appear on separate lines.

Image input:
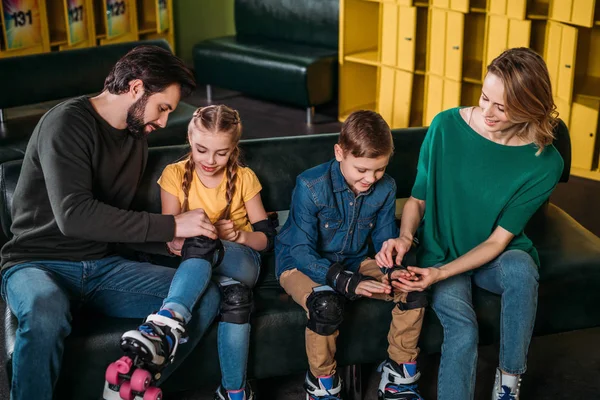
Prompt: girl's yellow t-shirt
<box><xmin>157</xmin><ymin>160</ymin><xmax>262</xmax><ymax>232</ymax></box>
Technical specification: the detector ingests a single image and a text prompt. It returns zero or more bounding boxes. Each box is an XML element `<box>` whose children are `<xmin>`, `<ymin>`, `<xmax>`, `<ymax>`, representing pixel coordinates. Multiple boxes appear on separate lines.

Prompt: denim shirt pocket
<box><xmin>318</xmin><ymin>217</ymin><xmax>342</xmax><ymax>248</ymax></box>
<box><xmin>357</xmin><ymin>215</ymin><xmax>376</xmax><ymax>246</ymax></box>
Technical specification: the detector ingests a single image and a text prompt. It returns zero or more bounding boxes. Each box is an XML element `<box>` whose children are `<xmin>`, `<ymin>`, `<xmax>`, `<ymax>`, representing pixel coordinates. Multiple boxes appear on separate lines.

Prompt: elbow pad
<box><xmin>252</xmin><ymin>212</ymin><xmax>279</xmax><ymax>252</ymax></box>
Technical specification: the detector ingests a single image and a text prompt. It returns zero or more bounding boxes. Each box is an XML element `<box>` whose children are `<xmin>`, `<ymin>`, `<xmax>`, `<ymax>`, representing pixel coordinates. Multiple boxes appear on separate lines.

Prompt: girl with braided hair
<box><xmin>119</xmin><ymin>105</ymin><xmax>271</xmax><ymax>400</ymax></box>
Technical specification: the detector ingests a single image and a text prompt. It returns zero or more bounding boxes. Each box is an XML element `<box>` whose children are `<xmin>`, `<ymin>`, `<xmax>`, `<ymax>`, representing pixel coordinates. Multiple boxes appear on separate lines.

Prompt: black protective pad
<box><xmin>181</xmin><ymin>236</ymin><xmax>224</xmax><ymax>266</ymax></box>
<box><xmin>220</xmin><ymin>281</ymin><xmax>253</xmax><ymax>324</ymax></box>
<box><xmin>306</xmin><ymin>288</ymin><xmax>345</xmax><ymax>336</ymax></box>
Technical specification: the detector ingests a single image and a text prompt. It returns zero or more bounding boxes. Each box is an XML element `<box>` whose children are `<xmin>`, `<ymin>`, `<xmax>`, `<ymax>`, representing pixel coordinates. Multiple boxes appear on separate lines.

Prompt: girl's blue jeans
<box><xmin>162</xmin><ymin>240</ymin><xmax>261</xmax><ymax>392</ymax></box>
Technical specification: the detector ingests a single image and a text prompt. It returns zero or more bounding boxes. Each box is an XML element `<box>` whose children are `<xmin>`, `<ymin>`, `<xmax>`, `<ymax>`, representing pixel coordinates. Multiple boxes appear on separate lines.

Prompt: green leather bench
<box><xmin>192</xmin><ymin>0</ymin><xmax>339</xmax><ymax>124</ymax></box>
<box><xmin>2</xmin><ymin>124</ymin><xmax>600</xmax><ymax>399</ymax></box>
<box><xmin>0</xmin><ymin>39</ymin><xmax>196</xmax><ymax>166</ymax></box>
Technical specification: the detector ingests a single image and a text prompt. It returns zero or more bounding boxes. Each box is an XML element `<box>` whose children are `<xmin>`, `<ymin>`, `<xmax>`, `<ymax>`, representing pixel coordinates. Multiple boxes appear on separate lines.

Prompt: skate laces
<box><xmin>385</xmin><ymin>383</ymin><xmax>423</xmax><ymax>399</ymax></box>
<box><xmin>309</xmin><ymin>395</ymin><xmax>340</xmax><ymax>400</ymax></box>
<box><xmin>138</xmin><ymin>322</ymin><xmax>175</xmax><ymax>353</ymax></box>
<box><xmin>498</xmin><ymin>385</ymin><xmax>517</xmax><ymax>400</ymax></box>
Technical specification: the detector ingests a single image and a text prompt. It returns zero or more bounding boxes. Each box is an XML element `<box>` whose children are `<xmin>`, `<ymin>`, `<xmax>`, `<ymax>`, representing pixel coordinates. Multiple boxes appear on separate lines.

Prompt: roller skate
<box><xmin>214</xmin><ymin>382</ymin><xmax>255</xmax><ymax>400</ymax></box>
<box><xmin>377</xmin><ymin>359</ymin><xmax>423</xmax><ymax>400</ymax></box>
<box><xmin>104</xmin><ymin>310</ymin><xmax>186</xmax><ymax>400</ymax></box>
<box><xmin>304</xmin><ymin>371</ymin><xmax>343</xmax><ymax>400</ymax></box>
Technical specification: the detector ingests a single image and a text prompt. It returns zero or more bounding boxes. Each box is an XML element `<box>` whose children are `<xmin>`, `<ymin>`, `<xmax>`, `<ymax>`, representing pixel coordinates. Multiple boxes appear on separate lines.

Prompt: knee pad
<box><xmin>219</xmin><ymin>280</ymin><xmax>253</xmax><ymax>324</ymax></box>
<box><xmin>397</xmin><ymin>291</ymin><xmax>428</xmax><ymax>311</ymax></box>
<box><xmin>306</xmin><ymin>286</ymin><xmax>345</xmax><ymax>336</ymax></box>
<box><xmin>181</xmin><ymin>236</ymin><xmax>224</xmax><ymax>267</ymax></box>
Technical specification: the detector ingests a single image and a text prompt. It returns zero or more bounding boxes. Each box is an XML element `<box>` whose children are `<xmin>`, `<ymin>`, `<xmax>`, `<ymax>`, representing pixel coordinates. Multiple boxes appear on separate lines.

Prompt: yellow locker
<box><xmin>432</xmin><ymin>0</ymin><xmax>451</xmax><ymax>9</ymax></box>
<box><xmin>397</xmin><ymin>5</ymin><xmax>417</xmax><ymax>71</ymax></box>
<box><xmin>424</xmin><ymin>74</ymin><xmax>444</xmax><ymax>125</ymax></box>
<box><xmin>424</xmin><ymin>75</ymin><xmax>461</xmax><ymax>125</ymax></box>
<box><xmin>571</xmin><ymin>0</ymin><xmax>596</xmax><ymax>28</ymax></box>
<box><xmin>557</xmin><ymin>25</ymin><xmax>577</xmax><ymax>103</ymax></box>
<box><xmin>378</xmin><ymin>67</ymin><xmax>396</xmax><ymax>125</ymax></box>
<box><xmin>451</xmin><ymin>0</ymin><xmax>470</xmax><ymax>13</ymax></box>
<box><xmin>507</xmin><ymin>0</ymin><xmax>527</xmax><ymax>19</ymax></box>
<box><xmin>569</xmin><ymin>100</ymin><xmax>599</xmax><ymax>170</ymax></box>
<box><xmin>555</xmin><ymin>97</ymin><xmax>572</xmax><ymax>128</ymax></box>
<box><xmin>427</xmin><ymin>8</ymin><xmax>447</xmax><ymax>77</ymax></box>
<box><xmin>549</xmin><ymin>0</ymin><xmax>572</xmax><ymax>24</ymax></box>
<box><xmin>489</xmin><ymin>0</ymin><xmax>508</xmax><ymax>15</ymax></box>
<box><xmin>381</xmin><ymin>3</ymin><xmax>399</xmax><ymax>67</ymax></box>
<box><xmin>393</xmin><ymin>70</ymin><xmax>414</xmax><ymax>128</ymax></box>
<box><xmin>545</xmin><ymin>21</ymin><xmax>563</xmax><ymax>98</ymax></box>
<box><xmin>507</xmin><ymin>18</ymin><xmax>532</xmax><ymax>48</ymax></box>
<box><xmin>486</xmin><ymin>16</ymin><xmax>531</xmax><ymax>68</ymax></box>
<box><xmin>445</xmin><ymin>10</ymin><xmax>464</xmax><ymax>81</ymax></box>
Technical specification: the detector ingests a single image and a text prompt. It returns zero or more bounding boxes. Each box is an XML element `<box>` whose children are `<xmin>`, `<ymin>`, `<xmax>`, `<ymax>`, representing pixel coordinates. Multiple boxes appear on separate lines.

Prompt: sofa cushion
<box><xmin>234</xmin><ymin>0</ymin><xmax>339</xmax><ymax>49</ymax></box>
<box><xmin>193</xmin><ymin>36</ymin><xmax>337</xmax><ymax>107</ymax></box>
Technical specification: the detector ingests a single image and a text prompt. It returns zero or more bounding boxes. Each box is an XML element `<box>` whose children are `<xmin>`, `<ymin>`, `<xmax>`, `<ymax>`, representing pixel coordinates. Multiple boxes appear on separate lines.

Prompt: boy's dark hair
<box><xmin>339</xmin><ymin>110</ymin><xmax>394</xmax><ymax>158</ymax></box>
<box><xmin>104</xmin><ymin>45</ymin><xmax>196</xmax><ymax>97</ymax></box>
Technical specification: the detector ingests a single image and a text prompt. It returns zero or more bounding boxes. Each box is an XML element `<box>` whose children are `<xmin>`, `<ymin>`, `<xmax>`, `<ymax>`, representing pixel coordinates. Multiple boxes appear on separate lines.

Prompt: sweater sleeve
<box><xmin>498</xmin><ymin>158</ymin><xmax>563</xmax><ymax>235</ymax></box>
<box><xmin>37</xmin><ymin>110</ymin><xmax>175</xmax><ymax>243</ymax></box>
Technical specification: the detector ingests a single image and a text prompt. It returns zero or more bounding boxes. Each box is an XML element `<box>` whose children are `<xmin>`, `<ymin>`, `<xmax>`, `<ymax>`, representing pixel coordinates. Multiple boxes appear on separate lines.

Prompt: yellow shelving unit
<box><xmin>338</xmin><ymin>0</ymin><xmax>600</xmax><ymax>178</ymax></box>
<box><xmin>136</xmin><ymin>0</ymin><xmax>174</xmax><ymax>49</ymax></box>
<box><xmin>1</xmin><ymin>0</ymin><xmax>174</xmax><ymax>58</ymax></box>
<box><xmin>0</xmin><ymin>0</ymin><xmax>50</xmax><ymax>58</ymax></box>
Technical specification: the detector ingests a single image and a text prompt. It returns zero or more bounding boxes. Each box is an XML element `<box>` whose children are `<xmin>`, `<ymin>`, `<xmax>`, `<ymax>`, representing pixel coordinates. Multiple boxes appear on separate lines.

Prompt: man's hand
<box><xmin>389</xmin><ymin>266</ymin><xmax>445</xmax><ymax>292</ymax></box>
<box><xmin>375</xmin><ymin>236</ymin><xmax>414</xmax><ymax>267</ymax></box>
<box><xmin>354</xmin><ymin>280</ymin><xmax>392</xmax><ymax>297</ymax></box>
<box><xmin>174</xmin><ymin>208</ymin><xmax>217</xmax><ymax>239</ymax></box>
<box><xmin>382</xmin><ymin>268</ymin><xmax>419</xmax><ymax>285</ymax></box>
<box><xmin>214</xmin><ymin>219</ymin><xmax>240</xmax><ymax>242</ymax></box>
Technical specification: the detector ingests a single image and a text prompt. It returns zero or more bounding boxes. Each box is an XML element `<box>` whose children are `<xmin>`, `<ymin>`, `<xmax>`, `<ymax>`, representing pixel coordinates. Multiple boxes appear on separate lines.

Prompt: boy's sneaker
<box><xmin>377</xmin><ymin>358</ymin><xmax>423</xmax><ymax>399</ymax></box>
<box><xmin>492</xmin><ymin>368</ymin><xmax>521</xmax><ymax>400</ymax></box>
<box><xmin>214</xmin><ymin>383</ymin><xmax>255</xmax><ymax>400</ymax></box>
<box><xmin>304</xmin><ymin>371</ymin><xmax>343</xmax><ymax>400</ymax></box>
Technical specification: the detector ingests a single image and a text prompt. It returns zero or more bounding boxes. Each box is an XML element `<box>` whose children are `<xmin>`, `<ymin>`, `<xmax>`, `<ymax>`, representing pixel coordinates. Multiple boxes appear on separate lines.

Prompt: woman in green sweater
<box><xmin>375</xmin><ymin>47</ymin><xmax>563</xmax><ymax>400</ymax></box>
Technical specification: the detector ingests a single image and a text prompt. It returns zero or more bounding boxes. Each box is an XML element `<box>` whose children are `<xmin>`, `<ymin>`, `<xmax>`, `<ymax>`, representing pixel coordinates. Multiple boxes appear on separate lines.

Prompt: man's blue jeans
<box><xmin>431</xmin><ymin>249</ymin><xmax>539</xmax><ymax>400</ymax></box>
<box><xmin>1</xmin><ymin>255</ymin><xmax>222</xmax><ymax>400</ymax></box>
<box><xmin>161</xmin><ymin>240</ymin><xmax>261</xmax><ymax>392</ymax></box>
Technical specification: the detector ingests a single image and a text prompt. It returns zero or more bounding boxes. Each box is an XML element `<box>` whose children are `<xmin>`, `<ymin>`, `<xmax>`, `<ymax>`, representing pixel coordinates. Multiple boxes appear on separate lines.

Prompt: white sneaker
<box><xmin>492</xmin><ymin>368</ymin><xmax>521</xmax><ymax>400</ymax></box>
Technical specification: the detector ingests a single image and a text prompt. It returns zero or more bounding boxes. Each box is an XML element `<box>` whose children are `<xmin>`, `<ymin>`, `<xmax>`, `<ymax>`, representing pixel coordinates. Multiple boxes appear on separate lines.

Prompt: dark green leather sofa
<box><xmin>192</xmin><ymin>0</ymin><xmax>339</xmax><ymax>124</ymax></box>
<box><xmin>0</xmin><ymin>39</ymin><xmax>196</xmax><ymax>166</ymax></box>
<box><xmin>1</xmin><ymin>124</ymin><xmax>600</xmax><ymax>399</ymax></box>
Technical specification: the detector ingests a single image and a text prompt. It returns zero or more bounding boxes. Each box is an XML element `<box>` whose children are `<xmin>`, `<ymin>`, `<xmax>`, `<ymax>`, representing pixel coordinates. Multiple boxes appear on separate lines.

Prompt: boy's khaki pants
<box><xmin>279</xmin><ymin>259</ymin><xmax>425</xmax><ymax>377</ymax></box>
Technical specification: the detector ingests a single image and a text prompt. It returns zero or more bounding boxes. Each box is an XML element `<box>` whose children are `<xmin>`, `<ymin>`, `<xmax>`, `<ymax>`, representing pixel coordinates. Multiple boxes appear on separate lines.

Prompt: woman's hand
<box><xmin>390</xmin><ymin>266</ymin><xmax>445</xmax><ymax>292</ymax></box>
<box><xmin>214</xmin><ymin>219</ymin><xmax>240</xmax><ymax>242</ymax></box>
<box><xmin>375</xmin><ymin>236</ymin><xmax>414</xmax><ymax>267</ymax></box>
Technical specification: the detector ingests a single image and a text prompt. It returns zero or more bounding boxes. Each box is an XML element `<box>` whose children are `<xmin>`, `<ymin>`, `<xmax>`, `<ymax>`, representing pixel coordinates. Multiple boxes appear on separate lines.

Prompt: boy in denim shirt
<box><xmin>275</xmin><ymin>111</ymin><xmax>426</xmax><ymax>400</ymax></box>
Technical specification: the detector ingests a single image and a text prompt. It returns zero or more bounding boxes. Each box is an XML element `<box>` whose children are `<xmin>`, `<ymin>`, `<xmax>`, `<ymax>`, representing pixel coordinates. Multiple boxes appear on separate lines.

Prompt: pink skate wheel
<box><xmin>115</xmin><ymin>356</ymin><xmax>133</xmax><ymax>374</ymax></box>
<box><xmin>119</xmin><ymin>381</ymin><xmax>136</xmax><ymax>400</ymax></box>
<box><xmin>130</xmin><ymin>368</ymin><xmax>152</xmax><ymax>392</ymax></box>
<box><xmin>105</xmin><ymin>363</ymin><xmax>123</xmax><ymax>385</ymax></box>
<box><xmin>143</xmin><ymin>386</ymin><xmax>163</xmax><ymax>400</ymax></box>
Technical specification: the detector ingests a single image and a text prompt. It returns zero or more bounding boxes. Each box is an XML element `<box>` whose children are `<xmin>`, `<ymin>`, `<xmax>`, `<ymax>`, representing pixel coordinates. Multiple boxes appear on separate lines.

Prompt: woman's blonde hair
<box><xmin>487</xmin><ymin>47</ymin><xmax>558</xmax><ymax>154</ymax></box>
<box><xmin>182</xmin><ymin>105</ymin><xmax>242</xmax><ymax>219</ymax></box>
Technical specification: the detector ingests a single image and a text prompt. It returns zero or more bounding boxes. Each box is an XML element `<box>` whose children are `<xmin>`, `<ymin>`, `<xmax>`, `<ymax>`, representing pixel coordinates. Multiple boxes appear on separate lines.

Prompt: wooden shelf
<box><xmin>344</xmin><ymin>50</ymin><xmax>380</xmax><ymax>66</ymax></box>
<box><xmin>571</xmin><ymin>167</ymin><xmax>600</xmax><ymax>181</ymax></box>
<box><xmin>463</xmin><ymin>58</ymin><xmax>484</xmax><ymax>83</ymax></box>
<box><xmin>414</xmin><ymin>1</ymin><xmax>429</xmax><ymax>7</ymax></box>
<box><xmin>574</xmin><ymin>76</ymin><xmax>600</xmax><ymax>101</ymax></box>
<box><xmin>470</xmin><ymin>7</ymin><xmax>486</xmax><ymax>13</ymax></box>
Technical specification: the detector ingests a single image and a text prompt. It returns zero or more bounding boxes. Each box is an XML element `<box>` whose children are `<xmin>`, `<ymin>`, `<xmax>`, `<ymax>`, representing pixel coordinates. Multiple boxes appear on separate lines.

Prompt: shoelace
<box><xmin>498</xmin><ymin>385</ymin><xmax>517</xmax><ymax>400</ymax></box>
<box><xmin>386</xmin><ymin>384</ymin><xmax>423</xmax><ymax>399</ymax></box>
<box><xmin>310</xmin><ymin>395</ymin><xmax>340</xmax><ymax>400</ymax></box>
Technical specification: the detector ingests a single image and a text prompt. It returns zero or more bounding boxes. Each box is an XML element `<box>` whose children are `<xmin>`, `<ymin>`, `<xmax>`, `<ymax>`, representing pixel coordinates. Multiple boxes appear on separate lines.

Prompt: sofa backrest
<box><xmin>0</xmin><ymin>39</ymin><xmax>172</xmax><ymax>110</ymax></box>
<box><xmin>234</xmin><ymin>0</ymin><xmax>339</xmax><ymax>49</ymax></box>
<box><xmin>0</xmin><ymin>122</ymin><xmax>571</xmax><ymax>241</ymax></box>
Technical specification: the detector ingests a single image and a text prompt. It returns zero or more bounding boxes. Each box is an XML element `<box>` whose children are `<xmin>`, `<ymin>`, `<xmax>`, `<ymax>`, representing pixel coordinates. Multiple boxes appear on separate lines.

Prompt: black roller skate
<box><xmin>104</xmin><ymin>311</ymin><xmax>186</xmax><ymax>400</ymax></box>
<box><xmin>377</xmin><ymin>359</ymin><xmax>423</xmax><ymax>400</ymax></box>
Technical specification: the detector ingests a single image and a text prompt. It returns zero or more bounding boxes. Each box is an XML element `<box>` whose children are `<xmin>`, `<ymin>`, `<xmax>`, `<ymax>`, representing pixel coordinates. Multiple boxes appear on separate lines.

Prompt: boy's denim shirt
<box><xmin>275</xmin><ymin>159</ymin><xmax>399</xmax><ymax>284</ymax></box>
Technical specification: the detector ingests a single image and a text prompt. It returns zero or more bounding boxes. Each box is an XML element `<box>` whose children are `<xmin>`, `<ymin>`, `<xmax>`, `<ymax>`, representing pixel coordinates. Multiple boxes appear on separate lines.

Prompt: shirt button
<box><xmin>349</xmin><ymin>229</ymin><xmax>353</xmax><ymax>233</ymax></box>
<box><xmin>369</xmin><ymin>223</ymin><xmax>373</xmax><ymax>228</ymax></box>
<box><xmin>349</xmin><ymin>202</ymin><xmax>353</xmax><ymax>206</ymax></box>
<box><xmin>325</xmin><ymin>223</ymin><xmax>329</xmax><ymax>228</ymax></box>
